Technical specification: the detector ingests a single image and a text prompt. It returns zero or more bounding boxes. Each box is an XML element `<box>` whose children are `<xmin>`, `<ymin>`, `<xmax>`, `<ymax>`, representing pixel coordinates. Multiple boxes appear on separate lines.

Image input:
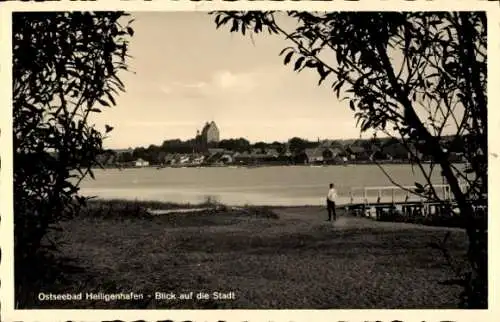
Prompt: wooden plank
<box><xmin>346</xmin><ymin>201</ymin><xmax>454</xmax><ymax>208</ymax></box>
<box><xmin>349</xmin><ymin>184</ymin><xmax>454</xmax><ymax>191</ymax></box>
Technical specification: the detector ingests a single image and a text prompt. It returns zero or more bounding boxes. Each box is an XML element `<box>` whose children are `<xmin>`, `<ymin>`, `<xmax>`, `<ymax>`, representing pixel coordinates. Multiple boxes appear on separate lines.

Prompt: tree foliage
<box><xmin>212</xmin><ymin>10</ymin><xmax>487</xmax><ymax>308</ymax></box>
<box><xmin>13</xmin><ymin>11</ymin><xmax>134</xmax><ymax>307</ymax></box>
<box><xmin>217</xmin><ymin>138</ymin><xmax>252</xmax><ymax>152</ymax></box>
<box><xmin>105</xmin><ymin>135</ymin><xmax>450</xmax><ymax>167</ymax></box>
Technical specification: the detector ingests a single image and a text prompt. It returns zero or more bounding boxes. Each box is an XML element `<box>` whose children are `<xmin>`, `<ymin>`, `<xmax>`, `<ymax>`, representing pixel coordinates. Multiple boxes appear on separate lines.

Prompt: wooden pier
<box><xmin>345</xmin><ymin>183</ymin><xmax>471</xmax><ymax>219</ymax></box>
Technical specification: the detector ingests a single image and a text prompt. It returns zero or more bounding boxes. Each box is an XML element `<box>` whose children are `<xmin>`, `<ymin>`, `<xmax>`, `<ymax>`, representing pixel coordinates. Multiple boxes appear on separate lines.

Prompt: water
<box><xmin>78</xmin><ymin>164</ymin><xmax>462</xmax><ymax>206</ymax></box>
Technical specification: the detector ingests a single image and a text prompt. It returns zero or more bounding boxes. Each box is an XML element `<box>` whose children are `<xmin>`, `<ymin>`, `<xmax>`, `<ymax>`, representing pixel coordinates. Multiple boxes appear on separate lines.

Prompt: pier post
<box><xmin>403</xmin><ymin>193</ymin><xmax>409</xmax><ymax>217</ymax></box>
<box><xmin>363</xmin><ymin>188</ymin><xmax>368</xmax><ymax>217</ymax></box>
<box><xmin>376</xmin><ymin>190</ymin><xmax>381</xmax><ymax>220</ymax></box>
<box><xmin>349</xmin><ymin>190</ymin><xmax>354</xmax><ymax>216</ymax></box>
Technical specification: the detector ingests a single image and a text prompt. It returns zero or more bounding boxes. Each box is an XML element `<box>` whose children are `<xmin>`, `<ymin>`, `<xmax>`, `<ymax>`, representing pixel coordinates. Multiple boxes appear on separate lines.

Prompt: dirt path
<box><xmin>272</xmin><ymin>206</ymin><xmax>464</xmax><ymax>232</ymax></box>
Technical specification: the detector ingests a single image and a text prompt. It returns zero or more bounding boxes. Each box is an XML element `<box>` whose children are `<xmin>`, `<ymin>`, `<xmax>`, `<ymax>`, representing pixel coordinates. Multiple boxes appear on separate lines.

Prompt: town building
<box><xmin>294</xmin><ymin>146</ymin><xmax>346</xmax><ymax>164</ymax></box>
<box><xmin>195</xmin><ymin>121</ymin><xmax>220</xmax><ymax>152</ymax></box>
<box><xmin>134</xmin><ymin>158</ymin><xmax>150</xmax><ymax>167</ymax></box>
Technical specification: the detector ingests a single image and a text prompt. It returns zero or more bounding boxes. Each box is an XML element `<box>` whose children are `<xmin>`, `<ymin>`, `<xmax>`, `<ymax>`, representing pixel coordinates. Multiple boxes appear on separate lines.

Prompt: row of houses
<box><xmin>133</xmin><ymin>146</ymin><xmax>388</xmax><ymax>167</ymax></box>
<box><xmin>160</xmin><ymin>148</ymin><xmax>282</xmax><ymax>166</ymax></box>
<box><xmin>120</xmin><ymin>139</ymin><xmax>466</xmax><ymax>168</ymax></box>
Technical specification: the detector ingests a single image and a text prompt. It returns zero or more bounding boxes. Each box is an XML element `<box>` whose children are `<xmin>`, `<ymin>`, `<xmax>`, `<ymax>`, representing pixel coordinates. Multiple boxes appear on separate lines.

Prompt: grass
<box><xmin>31</xmin><ymin>199</ymin><xmax>469</xmax><ymax>309</ymax></box>
<box><xmin>72</xmin><ymin>198</ymin><xmax>279</xmax><ymax>220</ymax></box>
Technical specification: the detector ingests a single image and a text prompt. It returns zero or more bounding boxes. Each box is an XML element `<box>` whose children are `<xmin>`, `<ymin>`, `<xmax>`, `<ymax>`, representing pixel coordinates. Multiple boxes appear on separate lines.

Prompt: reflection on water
<box><xmin>79</xmin><ymin>164</ymin><xmax>457</xmax><ymax>206</ymax></box>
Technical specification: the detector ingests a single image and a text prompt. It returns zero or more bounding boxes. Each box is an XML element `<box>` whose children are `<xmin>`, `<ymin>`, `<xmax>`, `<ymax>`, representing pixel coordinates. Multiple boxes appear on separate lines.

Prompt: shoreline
<box><xmin>98</xmin><ymin>160</ymin><xmax>467</xmax><ymax>170</ymax></box>
<box><xmin>84</xmin><ymin>198</ymin><xmax>328</xmax><ymax>210</ymax></box>
<box><xmin>78</xmin><ymin>198</ymin><xmax>467</xmax><ymax>229</ymax></box>
<box><xmin>81</xmin><ymin>195</ymin><xmax>444</xmax><ymax>209</ymax></box>
<box><xmin>83</xmin><ymin>197</ymin><xmax>349</xmax><ymax>210</ymax></box>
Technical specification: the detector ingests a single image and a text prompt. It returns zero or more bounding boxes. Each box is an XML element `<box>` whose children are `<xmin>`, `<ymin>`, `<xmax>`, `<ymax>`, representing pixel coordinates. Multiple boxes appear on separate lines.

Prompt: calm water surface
<box><xmin>79</xmin><ymin>164</ymin><xmax>459</xmax><ymax>206</ymax></box>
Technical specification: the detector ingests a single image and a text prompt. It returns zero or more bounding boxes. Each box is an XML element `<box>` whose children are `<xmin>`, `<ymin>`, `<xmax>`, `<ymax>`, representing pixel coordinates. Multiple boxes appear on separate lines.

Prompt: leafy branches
<box><xmin>13</xmin><ymin>11</ymin><xmax>134</xmax><ymax>308</ymax></box>
<box><xmin>212</xmin><ymin>10</ymin><xmax>486</xmax><ymax>201</ymax></box>
<box><xmin>212</xmin><ymin>10</ymin><xmax>487</xmax><ymax>308</ymax></box>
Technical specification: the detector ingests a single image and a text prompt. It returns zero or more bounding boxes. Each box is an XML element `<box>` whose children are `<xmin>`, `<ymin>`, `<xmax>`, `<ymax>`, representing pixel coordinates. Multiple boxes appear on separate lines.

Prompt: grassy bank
<box><xmin>73</xmin><ymin>198</ymin><xmax>280</xmax><ymax>219</ymax></box>
<box><xmin>31</xmin><ymin>199</ymin><xmax>468</xmax><ymax>309</ymax></box>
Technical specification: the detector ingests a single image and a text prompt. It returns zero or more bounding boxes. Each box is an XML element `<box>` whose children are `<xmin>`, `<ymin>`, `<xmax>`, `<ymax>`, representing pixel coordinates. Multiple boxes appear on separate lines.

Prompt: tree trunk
<box><xmin>375</xmin><ymin>39</ymin><xmax>487</xmax><ymax>308</ymax></box>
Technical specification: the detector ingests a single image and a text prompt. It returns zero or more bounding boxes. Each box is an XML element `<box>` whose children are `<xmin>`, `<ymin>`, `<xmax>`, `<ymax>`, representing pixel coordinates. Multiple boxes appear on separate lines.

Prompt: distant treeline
<box><xmin>104</xmin><ymin>135</ymin><xmax>466</xmax><ymax>166</ymax></box>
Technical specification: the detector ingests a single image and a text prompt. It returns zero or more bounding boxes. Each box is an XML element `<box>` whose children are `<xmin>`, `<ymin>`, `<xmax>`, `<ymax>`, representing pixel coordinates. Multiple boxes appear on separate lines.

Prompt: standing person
<box><xmin>326</xmin><ymin>183</ymin><xmax>338</xmax><ymax>221</ymax></box>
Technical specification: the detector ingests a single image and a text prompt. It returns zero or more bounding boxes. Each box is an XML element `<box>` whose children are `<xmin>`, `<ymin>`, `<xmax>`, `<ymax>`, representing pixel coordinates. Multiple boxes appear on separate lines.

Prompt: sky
<box><xmin>89</xmin><ymin>11</ymin><xmax>373</xmax><ymax>149</ymax></box>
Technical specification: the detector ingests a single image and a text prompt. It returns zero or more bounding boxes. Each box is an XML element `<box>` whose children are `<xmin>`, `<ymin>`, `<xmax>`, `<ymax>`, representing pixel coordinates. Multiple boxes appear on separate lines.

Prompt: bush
<box><xmin>13</xmin><ymin>11</ymin><xmax>133</xmax><ymax>307</ymax></box>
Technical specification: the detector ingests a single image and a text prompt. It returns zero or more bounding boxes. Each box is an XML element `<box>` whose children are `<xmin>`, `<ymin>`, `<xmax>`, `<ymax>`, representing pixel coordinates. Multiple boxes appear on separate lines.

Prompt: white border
<box><xmin>1</xmin><ymin>1</ymin><xmax>499</xmax><ymax>321</ymax></box>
